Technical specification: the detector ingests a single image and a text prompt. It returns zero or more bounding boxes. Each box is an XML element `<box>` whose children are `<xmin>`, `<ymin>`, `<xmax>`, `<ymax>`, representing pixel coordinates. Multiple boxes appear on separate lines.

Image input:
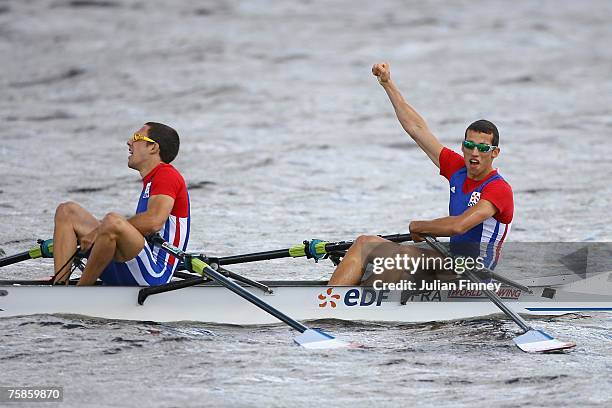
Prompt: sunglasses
<box><xmin>463</xmin><ymin>140</ymin><xmax>497</xmax><ymax>153</ymax></box>
<box><xmin>132</xmin><ymin>133</ymin><xmax>156</xmax><ymax>144</ymax></box>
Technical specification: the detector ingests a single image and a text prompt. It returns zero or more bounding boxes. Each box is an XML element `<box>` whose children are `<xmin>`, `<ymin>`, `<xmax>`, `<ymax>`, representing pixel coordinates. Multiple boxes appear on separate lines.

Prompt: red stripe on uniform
<box><xmin>494</xmin><ymin>224</ymin><xmax>508</xmax><ymax>263</ymax></box>
<box><xmin>168</xmin><ymin>217</ymin><xmax>181</xmax><ymax>266</ymax></box>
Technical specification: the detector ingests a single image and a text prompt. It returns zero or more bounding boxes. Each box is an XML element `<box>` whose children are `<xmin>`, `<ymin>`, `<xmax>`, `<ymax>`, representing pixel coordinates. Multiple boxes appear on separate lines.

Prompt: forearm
<box><xmin>410</xmin><ymin>217</ymin><xmax>465</xmax><ymax>237</ymax></box>
<box><xmin>381</xmin><ymin>80</ymin><xmax>429</xmax><ymax>137</ymax></box>
<box><xmin>127</xmin><ymin>213</ymin><xmax>163</xmax><ymax>236</ymax></box>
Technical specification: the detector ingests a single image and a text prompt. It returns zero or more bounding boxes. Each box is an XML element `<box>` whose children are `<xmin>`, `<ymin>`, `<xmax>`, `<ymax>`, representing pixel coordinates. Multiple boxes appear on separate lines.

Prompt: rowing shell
<box><xmin>1</xmin><ymin>272</ymin><xmax>610</xmax><ymax>324</ymax></box>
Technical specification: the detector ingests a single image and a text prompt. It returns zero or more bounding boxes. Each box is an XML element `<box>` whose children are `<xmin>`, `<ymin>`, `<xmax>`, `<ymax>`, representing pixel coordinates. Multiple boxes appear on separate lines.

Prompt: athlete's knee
<box><xmin>99</xmin><ymin>212</ymin><xmax>127</xmax><ymax>235</ymax></box>
<box><xmin>354</xmin><ymin>235</ymin><xmax>380</xmax><ymax>246</ymax></box>
<box><xmin>354</xmin><ymin>235</ymin><xmax>368</xmax><ymax>245</ymax></box>
<box><xmin>54</xmin><ymin>201</ymin><xmax>80</xmax><ymax>221</ymax></box>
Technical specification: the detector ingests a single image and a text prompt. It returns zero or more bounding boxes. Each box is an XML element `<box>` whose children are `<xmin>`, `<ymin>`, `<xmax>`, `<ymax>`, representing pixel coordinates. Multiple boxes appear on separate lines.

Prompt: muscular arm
<box><xmin>128</xmin><ymin>194</ymin><xmax>175</xmax><ymax>236</ymax></box>
<box><xmin>409</xmin><ymin>199</ymin><xmax>498</xmax><ymax>238</ymax></box>
<box><xmin>373</xmin><ymin>63</ymin><xmax>444</xmax><ymax>168</ymax></box>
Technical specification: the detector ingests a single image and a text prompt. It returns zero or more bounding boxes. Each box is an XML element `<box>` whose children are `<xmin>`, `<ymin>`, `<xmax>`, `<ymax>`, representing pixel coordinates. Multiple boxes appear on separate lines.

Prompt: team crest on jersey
<box><xmin>143</xmin><ymin>182</ymin><xmax>151</xmax><ymax>199</ymax></box>
<box><xmin>468</xmin><ymin>191</ymin><xmax>480</xmax><ymax>207</ymax></box>
<box><xmin>450</xmin><ymin>186</ymin><xmax>456</xmax><ymax>193</ymax></box>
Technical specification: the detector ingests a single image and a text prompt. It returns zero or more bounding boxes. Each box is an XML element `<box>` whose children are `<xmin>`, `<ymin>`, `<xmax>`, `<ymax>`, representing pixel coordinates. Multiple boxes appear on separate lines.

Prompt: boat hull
<box><xmin>1</xmin><ymin>277</ymin><xmax>611</xmax><ymax>324</ymax></box>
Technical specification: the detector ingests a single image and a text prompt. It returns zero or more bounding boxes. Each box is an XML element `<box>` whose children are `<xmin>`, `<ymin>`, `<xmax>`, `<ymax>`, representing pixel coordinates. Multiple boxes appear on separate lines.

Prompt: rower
<box><xmin>52</xmin><ymin>122</ymin><xmax>190</xmax><ymax>286</ymax></box>
<box><xmin>328</xmin><ymin>63</ymin><xmax>514</xmax><ymax>285</ymax></box>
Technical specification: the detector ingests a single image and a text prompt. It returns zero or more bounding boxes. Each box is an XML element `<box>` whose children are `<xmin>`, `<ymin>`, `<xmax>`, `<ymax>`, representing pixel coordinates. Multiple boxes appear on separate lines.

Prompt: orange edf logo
<box><xmin>318</xmin><ymin>288</ymin><xmax>341</xmax><ymax>308</ymax></box>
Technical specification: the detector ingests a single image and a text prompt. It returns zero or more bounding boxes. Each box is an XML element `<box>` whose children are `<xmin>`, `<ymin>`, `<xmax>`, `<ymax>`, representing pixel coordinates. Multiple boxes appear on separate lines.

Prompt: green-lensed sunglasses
<box><xmin>463</xmin><ymin>140</ymin><xmax>497</xmax><ymax>153</ymax></box>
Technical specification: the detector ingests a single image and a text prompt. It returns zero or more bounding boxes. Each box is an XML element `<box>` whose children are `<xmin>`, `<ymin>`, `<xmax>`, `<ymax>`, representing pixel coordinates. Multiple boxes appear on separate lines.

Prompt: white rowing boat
<box><xmin>2</xmin><ymin>235</ymin><xmax>609</xmax><ymax>351</ymax></box>
<box><xmin>2</xmin><ymin>271</ymin><xmax>610</xmax><ymax>324</ymax></box>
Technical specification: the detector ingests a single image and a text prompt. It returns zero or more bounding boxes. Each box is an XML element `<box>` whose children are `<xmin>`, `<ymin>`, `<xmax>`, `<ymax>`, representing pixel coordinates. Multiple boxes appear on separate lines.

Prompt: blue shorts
<box><xmin>100</xmin><ymin>239</ymin><xmax>177</xmax><ymax>286</ymax></box>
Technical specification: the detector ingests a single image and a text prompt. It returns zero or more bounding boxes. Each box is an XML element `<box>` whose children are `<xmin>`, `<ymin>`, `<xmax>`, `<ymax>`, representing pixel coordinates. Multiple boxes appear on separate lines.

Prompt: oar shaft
<box><xmin>0</xmin><ymin>252</ymin><xmax>31</xmax><ymax>267</ymax></box>
<box><xmin>0</xmin><ymin>239</ymin><xmax>54</xmax><ymax>268</ymax></box>
<box><xmin>217</xmin><ymin>233</ymin><xmax>413</xmax><ymax>265</ymax></box>
<box><xmin>463</xmin><ymin>269</ymin><xmax>531</xmax><ymax>332</ymax></box>
<box><xmin>480</xmin><ymin>270</ymin><xmax>532</xmax><ymax>294</ymax></box>
<box><xmin>197</xmin><ymin>261</ymin><xmax>308</xmax><ymax>333</ymax></box>
<box><xmin>424</xmin><ymin>236</ymin><xmax>532</xmax><ymax>333</ymax></box>
<box><xmin>218</xmin><ymin>249</ymin><xmax>295</xmax><ymax>265</ymax></box>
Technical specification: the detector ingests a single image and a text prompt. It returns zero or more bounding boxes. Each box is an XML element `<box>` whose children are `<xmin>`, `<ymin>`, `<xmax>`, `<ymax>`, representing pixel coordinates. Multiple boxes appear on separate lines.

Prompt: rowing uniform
<box><xmin>440</xmin><ymin>147</ymin><xmax>513</xmax><ymax>269</ymax></box>
<box><xmin>100</xmin><ymin>163</ymin><xmax>190</xmax><ymax>286</ymax></box>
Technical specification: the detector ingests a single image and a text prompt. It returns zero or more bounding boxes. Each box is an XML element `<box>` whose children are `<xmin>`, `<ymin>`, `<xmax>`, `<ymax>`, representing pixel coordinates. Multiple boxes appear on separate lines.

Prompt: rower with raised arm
<box><xmin>328</xmin><ymin>63</ymin><xmax>514</xmax><ymax>285</ymax></box>
<box><xmin>53</xmin><ymin>122</ymin><xmax>190</xmax><ymax>286</ymax></box>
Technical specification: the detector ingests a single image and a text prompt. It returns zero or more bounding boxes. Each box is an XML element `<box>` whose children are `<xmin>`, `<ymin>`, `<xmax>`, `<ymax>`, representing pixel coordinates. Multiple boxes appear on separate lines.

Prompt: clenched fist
<box><xmin>372</xmin><ymin>62</ymin><xmax>391</xmax><ymax>84</ymax></box>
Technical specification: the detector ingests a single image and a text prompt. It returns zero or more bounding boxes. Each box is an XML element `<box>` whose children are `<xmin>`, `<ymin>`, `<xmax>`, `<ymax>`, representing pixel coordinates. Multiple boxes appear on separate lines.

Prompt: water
<box><xmin>2</xmin><ymin>314</ymin><xmax>611</xmax><ymax>407</ymax></box>
<box><xmin>1</xmin><ymin>0</ymin><xmax>611</xmax><ymax>406</ymax></box>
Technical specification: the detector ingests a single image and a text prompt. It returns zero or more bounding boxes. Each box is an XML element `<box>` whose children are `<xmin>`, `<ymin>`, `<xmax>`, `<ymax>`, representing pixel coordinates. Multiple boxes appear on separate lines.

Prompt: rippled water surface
<box><xmin>2</xmin><ymin>314</ymin><xmax>611</xmax><ymax>407</ymax></box>
<box><xmin>1</xmin><ymin>0</ymin><xmax>611</xmax><ymax>406</ymax></box>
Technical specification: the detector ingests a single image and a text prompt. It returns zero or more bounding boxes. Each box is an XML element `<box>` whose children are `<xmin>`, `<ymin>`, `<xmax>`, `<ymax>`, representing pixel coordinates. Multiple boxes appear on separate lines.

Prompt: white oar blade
<box><xmin>513</xmin><ymin>329</ymin><xmax>576</xmax><ymax>353</ymax></box>
<box><xmin>294</xmin><ymin>329</ymin><xmax>352</xmax><ymax>349</ymax></box>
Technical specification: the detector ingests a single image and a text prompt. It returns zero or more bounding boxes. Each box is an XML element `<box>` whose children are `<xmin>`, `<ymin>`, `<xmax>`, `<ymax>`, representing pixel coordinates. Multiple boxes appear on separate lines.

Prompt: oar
<box><xmin>215</xmin><ymin>233</ymin><xmax>414</xmax><ymax>265</ymax></box>
<box><xmin>150</xmin><ymin>235</ymin><xmax>354</xmax><ymax>350</ymax></box>
<box><xmin>203</xmin><ymin>234</ymin><xmax>531</xmax><ymax>293</ymax></box>
<box><xmin>0</xmin><ymin>239</ymin><xmax>54</xmax><ymax>267</ymax></box>
<box><xmin>423</xmin><ymin>236</ymin><xmax>575</xmax><ymax>353</ymax></box>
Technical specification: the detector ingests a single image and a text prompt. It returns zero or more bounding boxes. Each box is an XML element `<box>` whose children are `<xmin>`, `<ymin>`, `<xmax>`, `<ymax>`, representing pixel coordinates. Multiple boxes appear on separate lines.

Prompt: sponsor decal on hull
<box><xmin>448</xmin><ymin>287</ymin><xmax>521</xmax><ymax>299</ymax></box>
<box><xmin>318</xmin><ymin>288</ymin><xmax>391</xmax><ymax>308</ymax></box>
<box><xmin>317</xmin><ymin>285</ymin><xmax>521</xmax><ymax>308</ymax></box>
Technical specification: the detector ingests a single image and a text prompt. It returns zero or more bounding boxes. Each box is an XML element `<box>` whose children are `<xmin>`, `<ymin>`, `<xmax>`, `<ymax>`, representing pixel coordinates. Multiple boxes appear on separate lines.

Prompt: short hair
<box><xmin>464</xmin><ymin>119</ymin><xmax>499</xmax><ymax>146</ymax></box>
<box><xmin>145</xmin><ymin>122</ymin><xmax>180</xmax><ymax>163</ymax></box>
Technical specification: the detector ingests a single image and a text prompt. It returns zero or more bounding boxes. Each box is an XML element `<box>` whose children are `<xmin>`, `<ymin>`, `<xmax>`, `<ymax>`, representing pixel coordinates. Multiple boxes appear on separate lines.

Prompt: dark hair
<box><xmin>145</xmin><ymin>122</ymin><xmax>180</xmax><ymax>163</ymax></box>
<box><xmin>464</xmin><ymin>119</ymin><xmax>499</xmax><ymax>146</ymax></box>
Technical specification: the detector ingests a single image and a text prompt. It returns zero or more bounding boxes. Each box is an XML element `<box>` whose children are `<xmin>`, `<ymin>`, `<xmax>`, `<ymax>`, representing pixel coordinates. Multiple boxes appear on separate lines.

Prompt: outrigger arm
<box><xmin>141</xmin><ymin>234</ymin><xmax>354</xmax><ymax>349</ymax></box>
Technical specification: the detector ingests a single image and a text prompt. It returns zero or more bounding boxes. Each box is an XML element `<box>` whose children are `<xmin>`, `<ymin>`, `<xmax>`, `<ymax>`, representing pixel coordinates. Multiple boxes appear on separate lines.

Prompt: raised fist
<box><xmin>372</xmin><ymin>62</ymin><xmax>390</xmax><ymax>84</ymax></box>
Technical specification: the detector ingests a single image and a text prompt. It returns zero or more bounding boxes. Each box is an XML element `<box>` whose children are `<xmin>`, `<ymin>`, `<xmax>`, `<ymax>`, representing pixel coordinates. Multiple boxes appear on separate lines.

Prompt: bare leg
<box><xmin>328</xmin><ymin>235</ymin><xmax>391</xmax><ymax>285</ymax></box>
<box><xmin>362</xmin><ymin>246</ymin><xmax>444</xmax><ymax>287</ymax></box>
<box><xmin>329</xmin><ymin>235</ymin><xmax>444</xmax><ymax>286</ymax></box>
<box><xmin>77</xmin><ymin>212</ymin><xmax>146</xmax><ymax>286</ymax></box>
<box><xmin>53</xmin><ymin>202</ymin><xmax>99</xmax><ymax>282</ymax></box>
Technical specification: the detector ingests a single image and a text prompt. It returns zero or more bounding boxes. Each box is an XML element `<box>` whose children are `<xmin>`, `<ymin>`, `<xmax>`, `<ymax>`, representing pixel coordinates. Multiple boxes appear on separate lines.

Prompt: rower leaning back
<box><xmin>52</xmin><ymin>122</ymin><xmax>190</xmax><ymax>286</ymax></box>
<box><xmin>329</xmin><ymin>63</ymin><xmax>513</xmax><ymax>285</ymax></box>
